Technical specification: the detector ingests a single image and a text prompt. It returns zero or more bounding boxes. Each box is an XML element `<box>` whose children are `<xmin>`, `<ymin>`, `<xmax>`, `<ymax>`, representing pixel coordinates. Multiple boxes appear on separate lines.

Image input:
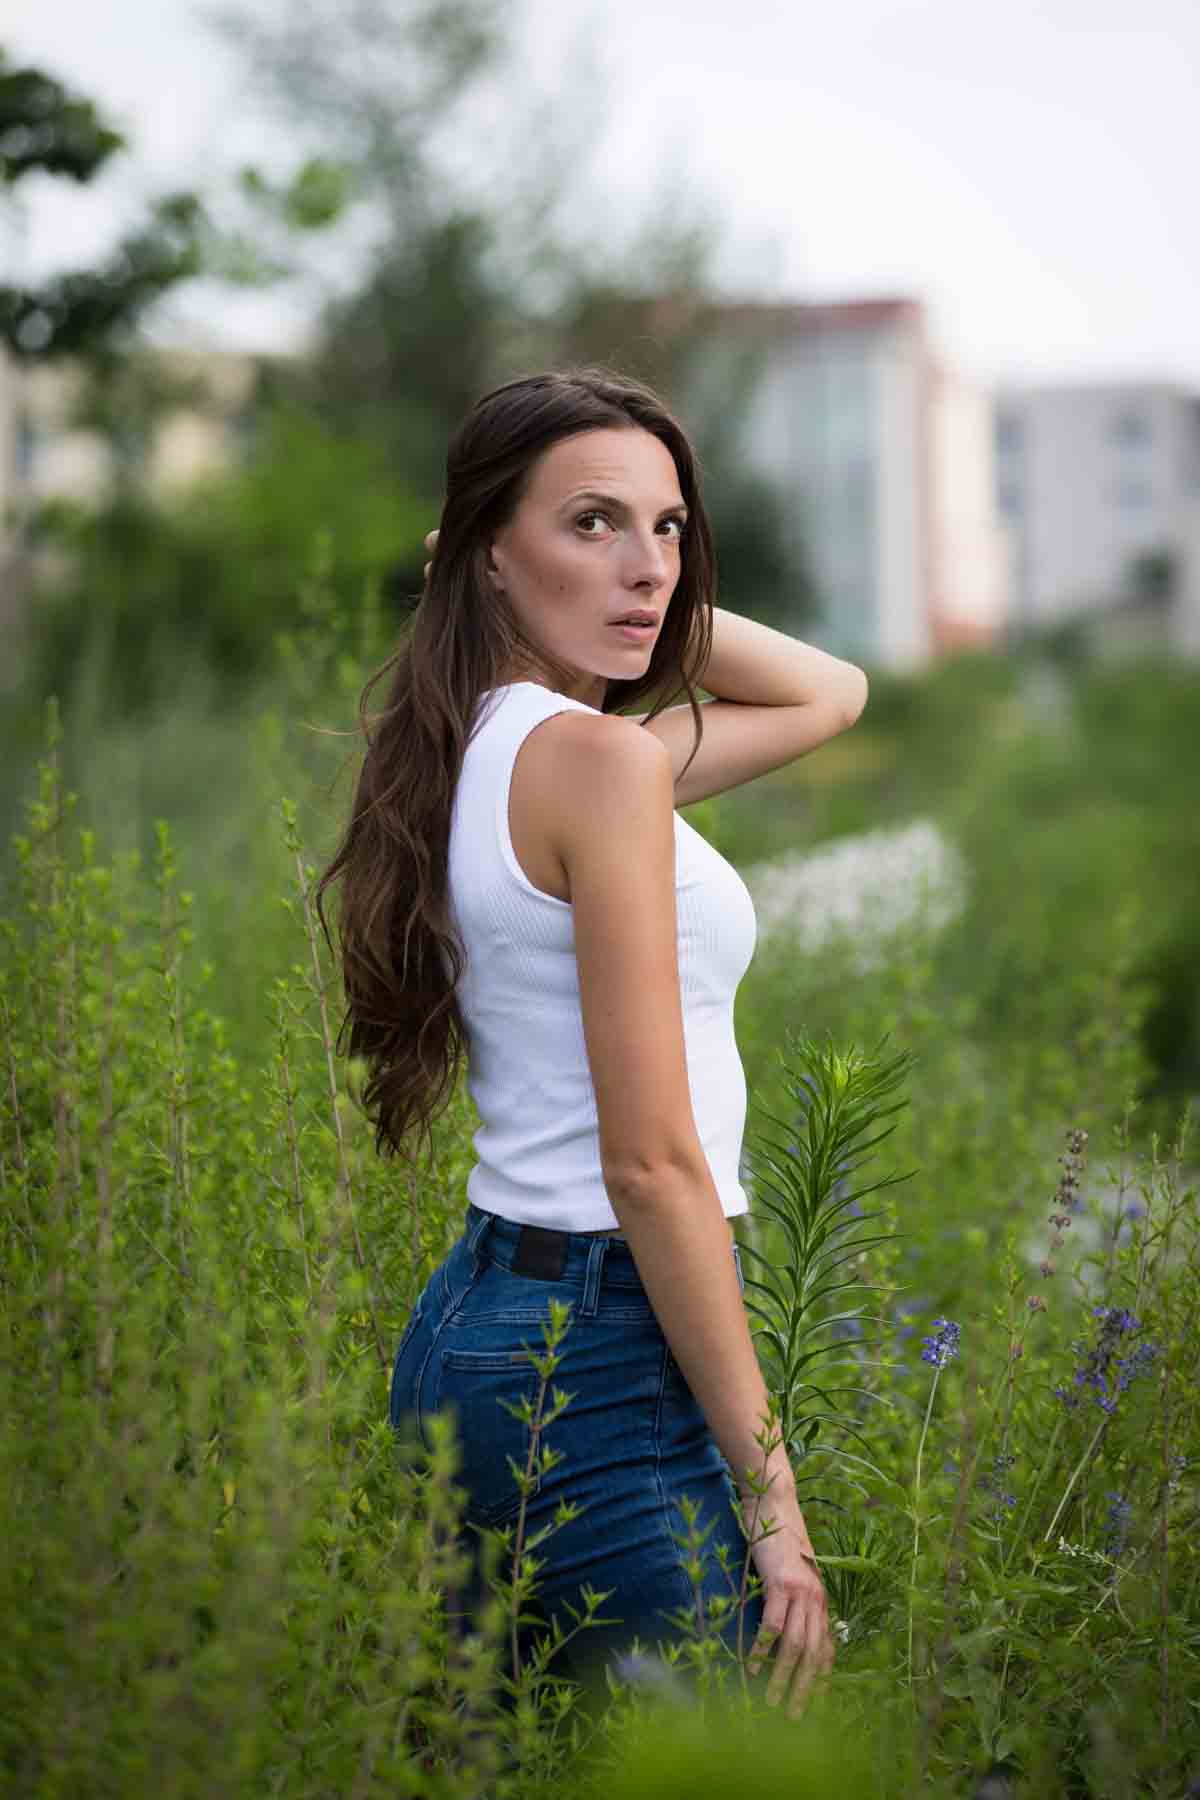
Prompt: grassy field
<box><xmin>2</xmin><ymin>602</ymin><xmax>1198</xmax><ymax>1796</ymax></box>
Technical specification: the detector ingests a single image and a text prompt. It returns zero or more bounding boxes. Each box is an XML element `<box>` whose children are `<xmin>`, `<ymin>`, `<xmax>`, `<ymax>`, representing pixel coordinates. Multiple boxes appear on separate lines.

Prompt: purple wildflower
<box><xmin>612</xmin><ymin>1650</ymin><xmax>688</xmax><ymax>1699</ymax></box>
<box><xmin>1058</xmin><ymin>1305</ymin><xmax>1157</xmax><ymax>1414</ymax></box>
<box><xmin>1103</xmin><ymin>1491</ymin><xmax>1132</xmax><ymax>1561</ymax></box>
<box><xmin>980</xmin><ymin>1452</ymin><xmax>1018</xmax><ymax>1519</ymax></box>
<box><xmin>1095</xmin><ymin>1305</ymin><xmax>1139</xmax><ymax>1332</ymax></box>
<box><xmin>920</xmin><ymin>1317</ymin><xmax>961</xmax><ymax>1370</ymax></box>
<box><xmin>1116</xmin><ymin>1200</ymin><xmax>1146</xmax><ymax>1246</ymax></box>
<box><xmin>1110</xmin><ymin>1340</ymin><xmax>1159</xmax><ymax>1408</ymax></box>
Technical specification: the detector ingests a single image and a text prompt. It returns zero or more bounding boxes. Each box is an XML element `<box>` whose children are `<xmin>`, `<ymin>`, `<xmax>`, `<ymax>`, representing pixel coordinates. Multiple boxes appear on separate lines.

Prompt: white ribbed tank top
<box><xmin>446</xmin><ymin>681</ymin><xmax>757</xmax><ymax>1231</ymax></box>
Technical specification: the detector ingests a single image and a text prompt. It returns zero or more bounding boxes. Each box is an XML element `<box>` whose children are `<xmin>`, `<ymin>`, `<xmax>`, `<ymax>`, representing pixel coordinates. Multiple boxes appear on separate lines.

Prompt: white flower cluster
<box><xmin>743</xmin><ymin>819</ymin><xmax>966</xmax><ymax>976</ymax></box>
<box><xmin>1056</xmin><ymin>1537</ymin><xmax>1111</xmax><ymax>1566</ymax></box>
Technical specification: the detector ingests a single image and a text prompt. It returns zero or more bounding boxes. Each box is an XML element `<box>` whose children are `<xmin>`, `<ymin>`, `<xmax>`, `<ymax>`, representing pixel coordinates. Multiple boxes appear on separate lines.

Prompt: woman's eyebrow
<box><xmin>563</xmin><ymin>489</ymin><xmax>688</xmax><ymax>517</ymax></box>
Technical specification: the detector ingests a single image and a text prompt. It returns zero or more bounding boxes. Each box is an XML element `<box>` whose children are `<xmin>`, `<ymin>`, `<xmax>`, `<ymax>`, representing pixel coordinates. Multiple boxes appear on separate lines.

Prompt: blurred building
<box><xmin>0</xmin><ymin>345</ymin><xmax>264</xmax><ymax>664</ymax></box>
<box><xmin>993</xmin><ymin>381</ymin><xmax>1200</xmax><ymax>657</ymax></box>
<box><xmin>686</xmin><ymin>296</ymin><xmax>1011</xmax><ymax>675</ymax></box>
<box><xmin>1179</xmin><ymin>497</ymin><xmax>1200</xmax><ymax>659</ymax></box>
<box><xmin>0</xmin><ymin>343</ymin><xmax>262</xmax><ymax>504</ymax></box>
<box><xmin>0</xmin><ymin>305</ymin><xmax>1015</xmax><ymax>682</ymax></box>
<box><xmin>10</xmin><ymin>325</ymin><xmax>1200</xmax><ymax>681</ymax></box>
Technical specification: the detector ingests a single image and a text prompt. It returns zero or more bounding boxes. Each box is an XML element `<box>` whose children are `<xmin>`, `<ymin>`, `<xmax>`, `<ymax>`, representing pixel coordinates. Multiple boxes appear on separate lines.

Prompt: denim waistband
<box><xmin>465</xmin><ymin>1201</ymin><xmax>642</xmax><ymax>1285</ymax></box>
<box><xmin>463</xmin><ymin>1201</ymin><xmax>743</xmax><ymax>1305</ymax></box>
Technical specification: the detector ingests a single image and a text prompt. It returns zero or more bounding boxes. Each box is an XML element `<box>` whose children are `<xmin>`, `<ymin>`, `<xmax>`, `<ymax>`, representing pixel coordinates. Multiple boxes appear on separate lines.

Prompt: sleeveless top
<box><xmin>445</xmin><ymin>681</ymin><xmax>758</xmax><ymax>1231</ymax></box>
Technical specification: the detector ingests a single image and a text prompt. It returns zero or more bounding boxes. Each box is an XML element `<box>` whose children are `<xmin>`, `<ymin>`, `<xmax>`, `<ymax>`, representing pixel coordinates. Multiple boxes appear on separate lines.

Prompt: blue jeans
<box><xmin>388</xmin><ymin>1202</ymin><xmax>765</xmax><ymax>1699</ymax></box>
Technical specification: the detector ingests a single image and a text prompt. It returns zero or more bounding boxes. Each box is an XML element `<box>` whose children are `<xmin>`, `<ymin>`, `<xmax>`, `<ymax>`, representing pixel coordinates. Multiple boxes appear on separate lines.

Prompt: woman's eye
<box><xmin>576</xmin><ymin>512</ymin><xmax>685</xmax><ymax>538</ymax></box>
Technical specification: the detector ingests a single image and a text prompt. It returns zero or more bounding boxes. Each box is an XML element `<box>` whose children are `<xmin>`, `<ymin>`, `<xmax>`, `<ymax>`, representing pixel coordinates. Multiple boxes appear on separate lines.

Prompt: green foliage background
<box><xmin>3</xmin><ymin>10</ymin><xmax>1200</xmax><ymax>1791</ymax></box>
<box><xmin>2</xmin><ymin>575</ymin><xmax>1199</xmax><ymax>1795</ymax></box>
<box><xmin>23</xmin><ymin>405</ymin><xmax>431</xmax><ymax>713</ymax></box>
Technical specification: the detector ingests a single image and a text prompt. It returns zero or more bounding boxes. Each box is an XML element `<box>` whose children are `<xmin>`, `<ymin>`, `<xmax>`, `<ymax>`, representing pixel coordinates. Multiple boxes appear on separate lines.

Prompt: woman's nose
<box><xmin>623</xmin><ymin>531</ymin><xmax>670</xmax><ymax>588</ymax></box>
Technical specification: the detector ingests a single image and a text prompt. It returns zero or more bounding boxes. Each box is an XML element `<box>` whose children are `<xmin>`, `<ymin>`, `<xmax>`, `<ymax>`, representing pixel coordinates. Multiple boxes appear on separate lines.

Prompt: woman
<box><xmin>315</xmin><ymin>366</ymin><xmax>867</xmax><ymax>1717</ymax></box>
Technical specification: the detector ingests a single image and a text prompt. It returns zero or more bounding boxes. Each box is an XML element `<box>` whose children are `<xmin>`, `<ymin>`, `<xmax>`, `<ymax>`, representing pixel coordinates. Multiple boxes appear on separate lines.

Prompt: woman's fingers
<box><xmin>424</xmin><ymin>529</ymin><xmax>439</xmax><ymax>553</ymax></box>
<box><xmin>765</xmin><ymin>1604</ymin><xmax>808</xmax><ymax>1709</ymax></box>
<box><xmin>746</xmin><ymin>1616</ymin><xmax>782</xmax><ymax>1678</ymax></box>
<box><xmin>785</xmin><ymin>1601</ymin><xmax>836</xmax><ymax>1718</ymax></box>
<box><xmin>749</xmin><ymin>1585</ymin><xmax>834</xmax><ymax>1716</ymax></box>
<box><xmin>749</xmin><ymin>1594</ymin><xmax>805</xmax><ymax>1707</ymax></box>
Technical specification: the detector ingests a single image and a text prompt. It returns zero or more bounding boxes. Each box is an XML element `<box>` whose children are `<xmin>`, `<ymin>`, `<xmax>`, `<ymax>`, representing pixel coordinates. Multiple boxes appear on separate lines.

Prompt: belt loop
<box><xmin>580</xmin><ymin>1235</ymin><xmax>608</xmax><ymax>1318</ymax></box>
<box><xmin>466</xmin><ymin>1205</ymin><xmax>494</xmax><ymax>1270</ymax></box>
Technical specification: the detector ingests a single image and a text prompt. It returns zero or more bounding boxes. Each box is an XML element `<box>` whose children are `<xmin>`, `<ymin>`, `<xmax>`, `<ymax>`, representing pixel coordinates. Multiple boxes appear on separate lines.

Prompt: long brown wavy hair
<box><xmin>313</xmin><ymin>365</ymin><xmax>717</xmax><ymax>1169</ymax></box>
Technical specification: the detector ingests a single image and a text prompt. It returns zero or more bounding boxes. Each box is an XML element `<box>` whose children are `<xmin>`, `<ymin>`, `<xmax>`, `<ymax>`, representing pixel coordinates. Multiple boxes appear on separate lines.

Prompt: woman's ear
<box><xmin>484</xmin><ymin>541</ymin><xmax>505</xmax><ymax>593</ymax></box>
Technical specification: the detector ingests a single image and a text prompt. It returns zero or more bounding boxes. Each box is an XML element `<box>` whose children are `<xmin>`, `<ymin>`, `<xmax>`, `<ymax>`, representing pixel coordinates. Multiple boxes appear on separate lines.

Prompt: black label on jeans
<box><xmin>511</xmin><ymin>1225</ymin><xmax>569</xmax><ymax>1280</ymax></box>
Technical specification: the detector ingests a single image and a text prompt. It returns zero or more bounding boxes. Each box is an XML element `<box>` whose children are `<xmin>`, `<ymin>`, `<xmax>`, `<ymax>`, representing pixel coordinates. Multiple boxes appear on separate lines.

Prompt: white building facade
<box><xmin>993</xmin><ymin>381</ymin><xmax>1200</xmax><ymax>654</ymax></box>
<box><xmin>690</xmin><ymin>297</ymin><xmax>1010</xmax><ymax>675</ymax></box>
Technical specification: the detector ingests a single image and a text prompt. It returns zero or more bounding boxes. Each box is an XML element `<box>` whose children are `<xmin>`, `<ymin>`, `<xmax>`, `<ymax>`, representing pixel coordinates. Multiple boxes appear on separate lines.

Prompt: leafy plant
<box><xmin>739</xmin><ymin>1031</ymin><xmax>915</xmax><ymax>1510</ymax></box>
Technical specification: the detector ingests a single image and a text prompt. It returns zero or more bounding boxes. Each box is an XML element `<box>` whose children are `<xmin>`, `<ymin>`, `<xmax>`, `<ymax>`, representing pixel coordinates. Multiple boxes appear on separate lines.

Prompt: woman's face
<box><xmin>487</xmin><ymin>425</ymin><xmax>688</xmax><ymax>705</ymax></box>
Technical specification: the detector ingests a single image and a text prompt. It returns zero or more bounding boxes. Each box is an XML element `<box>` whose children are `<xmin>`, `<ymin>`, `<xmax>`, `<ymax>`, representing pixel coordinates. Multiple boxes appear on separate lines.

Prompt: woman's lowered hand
<box><xmin>744</xmin><ymin>1484</ymin><xmax>835</xmax><ymax>1716</ymax></box>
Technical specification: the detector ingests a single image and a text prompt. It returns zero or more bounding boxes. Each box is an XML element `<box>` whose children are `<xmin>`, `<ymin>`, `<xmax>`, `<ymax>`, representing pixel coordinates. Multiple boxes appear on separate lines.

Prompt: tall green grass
<box><xmin>3</xmin><ymin>594</ymin><xmax>1199</xmax><ymax>1794</ymax></box>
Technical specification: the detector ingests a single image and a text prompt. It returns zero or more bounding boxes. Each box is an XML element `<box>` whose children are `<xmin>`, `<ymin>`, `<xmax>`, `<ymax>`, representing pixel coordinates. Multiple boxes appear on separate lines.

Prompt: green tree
<box><xmin>28</xmin><ymin>403</ymin><xmax>427</xmax><ymax>712</ymax></box>
<box><xmin>2</xmin><ymin>42</ymin><xmax>371</xmax><ymax>705</ymax></box>
<box><xmin>0</xmin><ymin>49</ymin><xmax>206</xmax><ymax>358</ymax></box>
<box><xmin>208</xmin><ymin>0</ymin><xmax>510</xmax><ymax>484</ymax></box>
<box><xmin>0</xmin><ymin>48</ymin><xmax>123</xmax><ymax>183</ymax></box>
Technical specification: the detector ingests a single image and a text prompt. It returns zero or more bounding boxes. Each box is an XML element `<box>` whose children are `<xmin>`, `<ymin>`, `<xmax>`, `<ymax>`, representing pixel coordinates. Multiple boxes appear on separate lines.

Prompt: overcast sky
<box><xmin>4</xmin><ymin>0</ymin><xmax>1199</xmax><ymax>393</ymax></box>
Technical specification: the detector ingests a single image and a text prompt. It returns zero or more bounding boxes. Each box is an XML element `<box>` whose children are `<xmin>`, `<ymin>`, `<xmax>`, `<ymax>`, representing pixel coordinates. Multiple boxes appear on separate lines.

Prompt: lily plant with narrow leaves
<box><xmin>738</xmin><ymin>1030</ymin><xmax>917</xmax><ymax>1509</ymax></box>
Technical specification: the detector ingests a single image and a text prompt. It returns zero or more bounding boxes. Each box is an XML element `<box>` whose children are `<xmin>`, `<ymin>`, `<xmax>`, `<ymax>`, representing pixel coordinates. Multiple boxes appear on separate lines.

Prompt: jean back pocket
<box><xmin>431</xmin><ymin>1346</ymin><xmax>546</xmax><ymax>1528</ymax></box>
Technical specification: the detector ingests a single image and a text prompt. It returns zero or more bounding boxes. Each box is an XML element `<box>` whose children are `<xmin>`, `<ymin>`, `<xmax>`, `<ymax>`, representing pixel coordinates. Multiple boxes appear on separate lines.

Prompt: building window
<box><xmin>841</xmin><ymin>454</ymin><xmax>873</xmax><ymax>522</ymax></box>
<box><xmin>1110</xmin><ymin>409</ymin><xmax>1151</xmax><ymax>448</ymax></box>
<box><xmin>1112</xmin><ymin>477</ymin><xmax>1152</xmax><ymax>510</ymax></box>
<box><xmin>1184</xmin><ymin>409</ymin><xmax>1200</xmax><ymax>493</ymax></box>
<box><xmin>995</xmin><ymin>412</ymin><xmax>1023</xmax><ymax>457</ymax></box>
<box><xmin>14</xmin><ymin>409</ymin><xmax>37</xmax><ymax>482</ymax></box>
